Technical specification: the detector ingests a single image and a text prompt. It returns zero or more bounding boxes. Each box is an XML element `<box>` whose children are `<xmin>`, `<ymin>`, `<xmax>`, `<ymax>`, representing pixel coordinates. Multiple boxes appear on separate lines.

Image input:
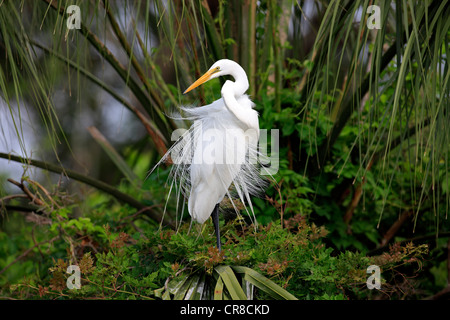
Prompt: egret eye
<box><xmin>210</xmin><ymin>66</ymin><xmax>221</xmax><ymax>75</ymax></box>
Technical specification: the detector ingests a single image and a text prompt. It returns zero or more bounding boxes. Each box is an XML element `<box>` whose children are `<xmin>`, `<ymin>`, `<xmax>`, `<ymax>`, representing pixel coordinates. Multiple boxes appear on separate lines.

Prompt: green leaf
<box><xmin>214</xmin><ymin>276</ymin><xmax>224</xmax><ymax>300</ymax></box>
<box><xmin>231</xmin><ymin>266</ymin><xmax>297</xmax><ymax>300</ymax></box>
<box><xmin>184</xmin><ymin>273</ymin><xmax>201</xmax><ymax>300</ymax></box>
<box><xmin>167</xmin><ymin>274</ymin><xmax>190</xmax><ymax>299</ymax></box>
<box><xmin>214</xmin><ymin>265</ymin><xmax>247</xmax><ymax>300</ymax></box>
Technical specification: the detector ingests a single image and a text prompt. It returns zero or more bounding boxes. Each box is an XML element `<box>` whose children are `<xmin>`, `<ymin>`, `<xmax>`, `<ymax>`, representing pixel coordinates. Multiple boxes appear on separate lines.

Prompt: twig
<box><xmin>7</xmin><ymin>178</ymin><xmax>45</xmax><ymax>206</ymax></box>
<box><xmin>343</xmin><ymin>156</ymin><xmax>374</xmax><ymax>227</ymax></box>
<box><xmin>26</xmin><ymin>179</ymin><xmax>61</xmax><ymax>209</ymax></box>
<box><xmin>0</xmin><ymin>194</ymin><xmax>29</xmax><ymax>202</ymax></box>
<box><xmin>369</xmin><ymin>232</ymin><xmax>450</xmax><ymax>256</ymax></box>
<box><xmin>379</xmin><ymin>210</ymin><xmax>413</xmax><ymax>247</ymax></box>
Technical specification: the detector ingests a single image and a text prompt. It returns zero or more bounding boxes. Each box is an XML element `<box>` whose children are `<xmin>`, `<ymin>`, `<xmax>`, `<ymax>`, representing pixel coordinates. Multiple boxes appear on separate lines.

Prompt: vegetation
<box><xmin>0</xmin><ymin>0</ymin><xmax>448</xmax><ymax>300</ymax></box>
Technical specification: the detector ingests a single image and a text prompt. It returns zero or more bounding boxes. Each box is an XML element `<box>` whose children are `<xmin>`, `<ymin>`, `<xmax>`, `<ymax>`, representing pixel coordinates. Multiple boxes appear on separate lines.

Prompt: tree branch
<box><xmin>41</xmin><ymin>0</ymin><xmax>172</xmax><ymax>142</ymax></box>
<box><xmin>0</xmin><ymin>152</ymin><xmax>174</xmax><ymax>229</ymax></box>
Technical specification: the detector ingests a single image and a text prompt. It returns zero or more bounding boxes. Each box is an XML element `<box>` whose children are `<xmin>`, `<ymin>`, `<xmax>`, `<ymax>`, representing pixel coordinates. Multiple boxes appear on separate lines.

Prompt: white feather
<box><xmin>149</xmin><ymin>59</ymin><xmax>269</xmax><ymax>227</ymax></box>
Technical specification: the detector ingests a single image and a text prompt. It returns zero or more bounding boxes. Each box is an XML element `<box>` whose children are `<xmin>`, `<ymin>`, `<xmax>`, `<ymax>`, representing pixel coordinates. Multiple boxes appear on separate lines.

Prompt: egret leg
<box><xmin>211</xmin><ymin>203</ymin><xmax>222</xmax><ymax>251</ymax></box>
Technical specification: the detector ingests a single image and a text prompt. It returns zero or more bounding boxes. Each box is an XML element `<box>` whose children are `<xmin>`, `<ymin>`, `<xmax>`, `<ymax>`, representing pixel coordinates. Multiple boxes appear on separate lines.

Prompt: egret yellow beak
<box><xmin>183</xmin><ymin>68</ymin><xmax>219</xmax><ymax>94</ymax></box>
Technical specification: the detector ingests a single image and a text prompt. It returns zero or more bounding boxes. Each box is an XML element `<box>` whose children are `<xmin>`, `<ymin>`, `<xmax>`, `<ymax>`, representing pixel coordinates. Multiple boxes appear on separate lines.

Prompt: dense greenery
<box><xmin>0</xmin><ymin>0</ymin><xmax>449</xmax><ymax>300</ymax></box>
<box><xmin>1</xmin><ymin>197</ymin><xmax>428</xmax><ymax>299</ymax></box>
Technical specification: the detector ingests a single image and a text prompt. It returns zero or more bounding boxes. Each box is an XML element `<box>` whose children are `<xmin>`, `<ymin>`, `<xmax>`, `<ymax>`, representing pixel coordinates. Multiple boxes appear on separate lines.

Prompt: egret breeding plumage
<box><xmin>151</xmin><ymin>59</ymin><xmax>268</xmax><ymax>251</ymax></box>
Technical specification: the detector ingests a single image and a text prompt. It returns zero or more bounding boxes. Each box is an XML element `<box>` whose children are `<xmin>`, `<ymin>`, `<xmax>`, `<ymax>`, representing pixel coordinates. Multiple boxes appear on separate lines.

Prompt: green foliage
<box><xmin>1</xmin><ymin>196</ymin><xmax>428</xmax><ymax>300</ymax></box>
<box><xmin>0</xmin><ymin>0</ymin><xmax>449</xmax><ymax>300</ymax></box>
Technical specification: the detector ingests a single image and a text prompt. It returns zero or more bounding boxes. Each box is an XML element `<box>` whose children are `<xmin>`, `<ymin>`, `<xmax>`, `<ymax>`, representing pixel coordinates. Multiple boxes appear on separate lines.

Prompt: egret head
<box><xmin>183</xmin><ymin>59</ymin><xmax>240</xmax><ymax>94</ymax></box>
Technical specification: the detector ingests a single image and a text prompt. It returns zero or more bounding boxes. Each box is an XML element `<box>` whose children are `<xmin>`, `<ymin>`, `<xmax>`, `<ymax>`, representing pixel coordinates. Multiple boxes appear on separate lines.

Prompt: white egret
<box><xmin>152</xmin><ymin>59</ymin><xmax>268</xmax><ymax>251</ymax></box>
